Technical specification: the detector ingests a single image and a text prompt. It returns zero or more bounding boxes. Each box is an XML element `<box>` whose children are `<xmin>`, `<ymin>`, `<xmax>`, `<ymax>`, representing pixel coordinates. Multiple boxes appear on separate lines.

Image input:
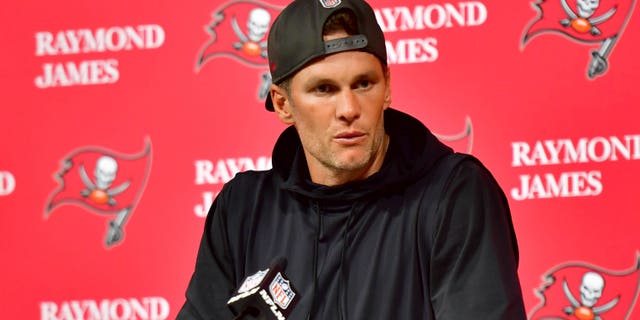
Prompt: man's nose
<box><xmin>336</xmin><ymin>90</ymin><xmax>361</xmax><ymax>122</ymax></box>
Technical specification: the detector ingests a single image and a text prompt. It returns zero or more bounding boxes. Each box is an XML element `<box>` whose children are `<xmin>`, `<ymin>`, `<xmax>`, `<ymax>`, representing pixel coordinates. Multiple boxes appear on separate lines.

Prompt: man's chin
<box><xmin>332</xmin><ymin>155</ymin><xmax>372</xmax><ymax>172</ymax></box>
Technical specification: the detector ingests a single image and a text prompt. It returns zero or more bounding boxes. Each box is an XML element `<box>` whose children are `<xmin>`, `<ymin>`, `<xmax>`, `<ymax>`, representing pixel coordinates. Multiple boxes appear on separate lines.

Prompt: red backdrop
<box><xmin>2</xmin><ymin>0</ymin><xmax>639</xmax><ymax>319</ymax></box>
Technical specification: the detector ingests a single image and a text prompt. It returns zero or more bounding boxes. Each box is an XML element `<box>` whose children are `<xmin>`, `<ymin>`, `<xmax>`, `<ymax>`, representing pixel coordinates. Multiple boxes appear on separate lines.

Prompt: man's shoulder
<box><xmin>410</xmin><ymin>153</ymin><xmax>501</xmax><ymax>200</ymax></box>
<box><xmin>420</xmin><ymin>153</ymin><xmax>476</xmax><ymax>184</ymax></box>
<box><xmin>443</xmin><ymin>154</ymin><xmax>500</xmax><ymax>187</ymax></box>
<box><xmin>226</xmin><ymin>169</ymin><xmax>276</xmax><ymax>188</ymax></box>
<box><xmin>215</xmin><ymin>169</ymin><xmax>280</xmax><ymax>214</ymax></box>
<box><xmin>430</xmin><ymin>153</ymin><xmax>509</xmax><ymax>210</ymax></box>
<box><xmin>220</xmin><ymin>169</ymin><xmax>280</xmax><ymax>199</ymax></box>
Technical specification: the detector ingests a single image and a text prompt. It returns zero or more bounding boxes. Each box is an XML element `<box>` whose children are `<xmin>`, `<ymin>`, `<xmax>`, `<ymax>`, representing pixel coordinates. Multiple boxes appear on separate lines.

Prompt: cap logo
<box><xmin>319</xmin><ymin>0</ymin><xmax>341</xmax><ymax>9</ymax></box>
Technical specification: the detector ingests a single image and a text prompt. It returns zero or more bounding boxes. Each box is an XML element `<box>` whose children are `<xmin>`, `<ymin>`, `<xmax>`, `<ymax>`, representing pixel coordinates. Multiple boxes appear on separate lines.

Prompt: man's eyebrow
<box><xmin>304</xmin><ymin>76</ymin><xmax>335</xmax><ymax>84</ymax></box>
<box><xmin>304</xmin><ymin>70</ymin><xmax>381</xmax><ymax>85</ymax></box>
<box><xmin>354</xmin><ymin>70</ymin><xmax>380</xmax><ymax>80</ymax></box>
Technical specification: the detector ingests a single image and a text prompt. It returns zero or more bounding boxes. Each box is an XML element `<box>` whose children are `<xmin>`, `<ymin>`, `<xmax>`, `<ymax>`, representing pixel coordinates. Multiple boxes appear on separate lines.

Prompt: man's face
<box><xmin>272</xmin><ymin>34</ymin><xmax>391</xmax><ymax>185</ymax></box>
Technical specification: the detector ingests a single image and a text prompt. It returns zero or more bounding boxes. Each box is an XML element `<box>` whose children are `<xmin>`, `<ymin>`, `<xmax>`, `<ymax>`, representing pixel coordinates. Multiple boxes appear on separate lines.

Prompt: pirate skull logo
<box><xmin>232</xmin><ymin>8</ymin><xmax>271</xmax><ymax>57</ymax></box>
<box><xmin>559</xmin><ymin>0</ymin><xmax>617</xmax><ymax>35</ymax></box>
<box><xmin>79</xmin><ymin>155</ymin><xmax>131</xmax><ymax>206</ymax></box>
<box><xmin>562</xmin><ymin>271</ymin><xmax>620</xmax><ymax>320</ymax></box>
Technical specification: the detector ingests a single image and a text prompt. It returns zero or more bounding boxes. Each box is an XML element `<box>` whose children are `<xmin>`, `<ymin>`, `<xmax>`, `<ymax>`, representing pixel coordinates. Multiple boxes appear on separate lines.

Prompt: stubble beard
<box><xmin>310</xmin><ymin>123</ymin><xmax>388</xmax><ymax>178</ymax></box>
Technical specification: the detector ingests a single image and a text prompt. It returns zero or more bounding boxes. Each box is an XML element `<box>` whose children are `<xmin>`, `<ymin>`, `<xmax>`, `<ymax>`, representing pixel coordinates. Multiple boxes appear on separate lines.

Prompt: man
<box><xmin>178</xmin><ymin>0</ymin><xmax>526</xmax><ymax>319</ymax></box>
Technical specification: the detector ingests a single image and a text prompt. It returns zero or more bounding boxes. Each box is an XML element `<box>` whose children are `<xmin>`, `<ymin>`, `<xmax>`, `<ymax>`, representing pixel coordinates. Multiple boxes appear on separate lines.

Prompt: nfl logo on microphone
<box><xmin>269</xmin><ymin>273</ymin><xmax>296</xmax><ymax>309</ymax></box>
<box><xmin>320</xmin><ymin>0</ymin><xmax>341</xmax><ymax>8</ymax></box>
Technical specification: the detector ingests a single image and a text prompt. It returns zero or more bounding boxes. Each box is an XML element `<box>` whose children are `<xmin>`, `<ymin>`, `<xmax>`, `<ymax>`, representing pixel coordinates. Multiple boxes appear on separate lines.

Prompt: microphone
<box><xmin>227</xmin><ymin>257</ymin><xmax>300</xmax><ymax>320</ymax></box>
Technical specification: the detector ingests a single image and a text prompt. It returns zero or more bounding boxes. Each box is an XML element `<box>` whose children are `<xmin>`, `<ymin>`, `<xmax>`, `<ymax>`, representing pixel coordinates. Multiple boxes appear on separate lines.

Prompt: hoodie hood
<box><xmin>271</xmin><ymin>108</ymin><xmax>453</xmax><ymax>201</ymax></box>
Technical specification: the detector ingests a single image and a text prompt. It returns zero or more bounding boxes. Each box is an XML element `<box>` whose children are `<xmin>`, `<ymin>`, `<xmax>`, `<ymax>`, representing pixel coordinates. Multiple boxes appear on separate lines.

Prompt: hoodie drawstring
<box><xmin>337</xmin><ymin>204</ymin><xmax>356</xmax><ymax>320</ymax></box>
<box><xmin>306</xmin><ymin>201</ymin><xmax>320</xmax><ymax>320</ymax></box>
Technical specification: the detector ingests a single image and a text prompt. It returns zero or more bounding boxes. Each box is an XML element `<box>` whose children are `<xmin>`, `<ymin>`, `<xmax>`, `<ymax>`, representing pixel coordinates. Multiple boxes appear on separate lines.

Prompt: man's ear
<box><xmin>271</xmin><ymin>84</ymin><xmax>294</xmax><ymax>125</ymax></box>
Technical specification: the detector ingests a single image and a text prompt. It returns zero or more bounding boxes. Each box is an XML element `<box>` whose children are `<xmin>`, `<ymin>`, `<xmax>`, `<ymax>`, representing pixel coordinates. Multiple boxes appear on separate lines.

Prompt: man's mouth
<box><xmin>334</xmin><ymin>131</ymin><xmax>366</xmax><ymax>145</ymax></box>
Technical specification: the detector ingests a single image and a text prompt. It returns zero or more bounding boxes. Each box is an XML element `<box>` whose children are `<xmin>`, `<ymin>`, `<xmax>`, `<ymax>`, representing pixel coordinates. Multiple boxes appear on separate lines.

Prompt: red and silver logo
<box><xmin>239</xmin><ymin>268</ymin><xmax>269</xmax><ymax>293</ymax></box>
<box><xmin>522</xmin><ymin>0</ymin><xmax>636</xmax><ymax>79</ymax></box>
<box><xmin>528</xmin><ymin>254</ymin><xmax>640</xmax><ymax>319</ymax></box>
<box><xmin>45</xmin><ymin>139</ymin><xmax>152</xmax><ymax>247</ymax></box>
<box><xmin>195</xmin><ymin>1</ymin><xmax>284</xmax><ymax>102</ymax></box>
<box><xmin>319</xmin><ymin>0</ymin><xmax>341</xmax><ymax>9</ymax></box>
<box><xmin>269</xmin><ymin>272</ymin><xmax>296</xmax><ymax>309</ymax></box>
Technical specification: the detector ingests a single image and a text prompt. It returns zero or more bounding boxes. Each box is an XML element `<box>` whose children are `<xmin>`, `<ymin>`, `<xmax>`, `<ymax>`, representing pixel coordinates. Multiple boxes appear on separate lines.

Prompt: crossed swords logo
<box><xmin>229</xmin><ymin>10</ymin><xmax>273</xmax><ymax>101</ymax></box>
<box><xmin>230</xmin><ymin>16</ymin><xmax>268</xmax><ymax>58</ymax></box>
<box><xmin>562</xmin><ymin>276</ymin><xmax>619</xmax><ymax>319</ymax></box>
<box><xmin>558</xmin><ymin>0</ymin><xmax>619</xmax><ymax>78</ymax></box>
<box><xmin>559</xmin><ymin>0</ymin><xmax>617</xmax><ymax>35</ymax></box>
<box><xmin>78</xmin><ymin>156</ymin><xmax>132</xmax><ymax>247</ymax></box>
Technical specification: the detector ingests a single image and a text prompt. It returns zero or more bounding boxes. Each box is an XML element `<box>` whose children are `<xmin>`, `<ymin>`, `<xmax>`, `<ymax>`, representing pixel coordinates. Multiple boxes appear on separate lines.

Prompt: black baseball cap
<box><xmin>265</xmin><ymin>0</ymin><xmax>388</xmax><ymax>111</ymax></box>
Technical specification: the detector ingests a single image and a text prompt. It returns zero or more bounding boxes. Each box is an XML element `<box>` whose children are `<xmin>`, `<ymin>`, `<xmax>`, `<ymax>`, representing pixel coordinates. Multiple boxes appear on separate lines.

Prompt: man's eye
<box><xmin>357</xmin><ymin>80</ymin><xmax>371</xmax><ymax>89</ymax></box>
<box><xmin>315</xmin><ymin>84</ymin><xmax>332</xmax><ymax>93</ymax></box>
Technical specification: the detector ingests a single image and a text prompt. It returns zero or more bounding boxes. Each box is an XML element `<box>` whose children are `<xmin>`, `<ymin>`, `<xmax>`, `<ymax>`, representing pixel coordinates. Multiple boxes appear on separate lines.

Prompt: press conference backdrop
<box><xmin>2</xmin><ymin>0</ymin><xmax>639</xmax><ymax>318</ymax></box>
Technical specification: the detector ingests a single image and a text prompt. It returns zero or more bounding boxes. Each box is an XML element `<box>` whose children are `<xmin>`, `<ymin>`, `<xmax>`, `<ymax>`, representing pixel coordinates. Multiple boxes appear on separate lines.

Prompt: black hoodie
<box><xmin>178</xmin><ymin>109</ymin><xmax>526</xmax><ymax>319</ymax></box>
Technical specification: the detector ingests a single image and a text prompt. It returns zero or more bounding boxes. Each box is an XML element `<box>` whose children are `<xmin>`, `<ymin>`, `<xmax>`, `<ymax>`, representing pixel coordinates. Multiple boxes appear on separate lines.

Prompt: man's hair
<box><xmin>277</xmin><ymin>10</ymin><xmax>358</xmax><ymax>94</ymax></box>
<box><xmin>323</xmin><ymin>9</ymin><xmax>359</xmax><ymax>36</ymax></box>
